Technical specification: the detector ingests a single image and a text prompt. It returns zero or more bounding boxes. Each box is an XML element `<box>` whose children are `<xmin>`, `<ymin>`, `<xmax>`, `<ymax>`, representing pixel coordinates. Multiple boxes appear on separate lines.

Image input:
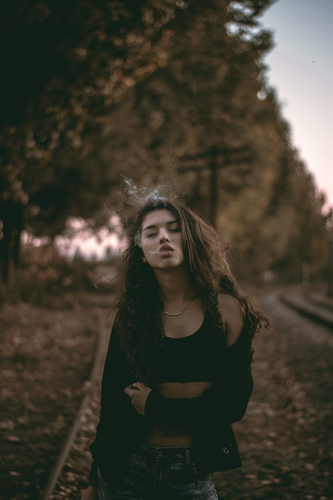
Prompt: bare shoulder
<box><xmin>217</xmin><ymin>293</ymin><xmax>244</xmax><ymax>347</ymax></box>
<box><xmin>217</xmin><ymin>293</ymin><xmax>244</xmax><ymax>320</ymax></box>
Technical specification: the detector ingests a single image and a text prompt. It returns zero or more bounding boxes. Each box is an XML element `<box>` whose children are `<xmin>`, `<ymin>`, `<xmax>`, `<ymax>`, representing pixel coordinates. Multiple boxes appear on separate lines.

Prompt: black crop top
<box><xmin>151</xmin><ymin>316</ymin><xmax>222</xmax><ymax>384</ymax></box>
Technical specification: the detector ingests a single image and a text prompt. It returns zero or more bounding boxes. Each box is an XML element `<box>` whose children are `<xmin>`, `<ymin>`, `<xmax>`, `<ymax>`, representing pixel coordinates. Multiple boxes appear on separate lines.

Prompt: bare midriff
<box><xmin>142</xmin><ymin>381</ymin><xmax>213</xmax><ymax>447</ymax></box>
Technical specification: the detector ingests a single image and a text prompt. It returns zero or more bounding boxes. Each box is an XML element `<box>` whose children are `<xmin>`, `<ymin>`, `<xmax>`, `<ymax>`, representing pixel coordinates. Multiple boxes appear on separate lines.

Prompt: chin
<box><xmin>159</xmin><ymin>260</ymin><xmax>184</xmax><ymax>269</ymax></box>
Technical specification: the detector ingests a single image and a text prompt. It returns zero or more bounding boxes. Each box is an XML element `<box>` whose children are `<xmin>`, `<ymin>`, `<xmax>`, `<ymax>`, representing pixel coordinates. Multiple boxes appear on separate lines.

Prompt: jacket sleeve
<box><xmin>89</xmin><ymin>320</ymin><xmax>137</xmax><ymax>485</ymax></box>
<box><xmin>95</xmin><ymin>321</ymin><xmax>136</xmax><ymax>437</ymax></box>
<box><xmin>144</xmin><ymin>331</ymin><xmax>253</xmax><ymax>426</ymax></box>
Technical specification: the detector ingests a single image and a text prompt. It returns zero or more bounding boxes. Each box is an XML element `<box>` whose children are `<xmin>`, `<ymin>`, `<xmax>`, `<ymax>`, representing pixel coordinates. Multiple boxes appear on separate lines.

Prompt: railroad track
<box><xmin>40</xmin><ymin>312</ymin><xmax>114</xmax><ymax>500</ymax></box>
<box><xmin>39</xmin><ymin>315</ymin><xmax>110</xmax><ymax>500</ymax></box>
<box><xmin>279</xmin><ymin>287</ymin><xmax>333</xmax><ymax>329</ymax></box>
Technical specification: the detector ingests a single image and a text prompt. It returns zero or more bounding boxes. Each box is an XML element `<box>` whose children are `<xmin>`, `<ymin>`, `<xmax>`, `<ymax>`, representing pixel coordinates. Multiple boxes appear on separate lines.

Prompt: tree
<box><xmin>0</xmin><ymin>0</ymin><xmax>327</xmax><ymax>286</ymax></box>
<box><xmin>0</xmin><ymin>0</ymin><xmax>180</xmax><ymax>281</ymax></box>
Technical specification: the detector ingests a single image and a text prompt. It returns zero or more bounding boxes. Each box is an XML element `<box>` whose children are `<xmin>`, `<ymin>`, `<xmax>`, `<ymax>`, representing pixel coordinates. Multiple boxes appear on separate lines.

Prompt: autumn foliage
<box><xmin>0</xmin><ymin>0</ymin><xmax>328</xmax><ymax>285</ymax></box>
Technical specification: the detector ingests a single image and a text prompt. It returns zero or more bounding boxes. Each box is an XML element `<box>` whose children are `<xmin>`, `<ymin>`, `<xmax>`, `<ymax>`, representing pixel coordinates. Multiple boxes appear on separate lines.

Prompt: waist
<box><xmin>142</xmin><ymin>421</ymin><xmax>194</xmax><ymax>447</ymax></box>
<box><xmin>153</xmin><ymin>381</ymin><xmax>213</xmax><ymax>398</ymax></box>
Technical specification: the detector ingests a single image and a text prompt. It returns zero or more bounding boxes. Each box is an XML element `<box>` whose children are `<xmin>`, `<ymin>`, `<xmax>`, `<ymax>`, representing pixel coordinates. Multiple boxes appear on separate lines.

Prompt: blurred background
<box><xmin>0</xmin><ymin>0</ymin><xmax>332</xmax><ymax>302</ymax></box>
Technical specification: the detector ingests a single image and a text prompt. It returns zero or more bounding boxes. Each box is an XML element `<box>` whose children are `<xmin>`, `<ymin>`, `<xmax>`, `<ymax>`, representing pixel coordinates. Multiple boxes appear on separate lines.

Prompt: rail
<box><xmin>40</xmin><ymin>317</ymin><xmax>108</xmax><ymax>500</ymax></box>
<box><xmin>280</xmin><ymin>287</ymin><xmax>333</xmax><ymax>329</ymax></box>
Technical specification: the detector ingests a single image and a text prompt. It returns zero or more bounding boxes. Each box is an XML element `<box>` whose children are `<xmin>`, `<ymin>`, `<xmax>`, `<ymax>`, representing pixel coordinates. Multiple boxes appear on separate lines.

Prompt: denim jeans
<box><xmin>97</xmin><ymin>443</ymin><xmax>218</xmax><ymax>500</ymax></box>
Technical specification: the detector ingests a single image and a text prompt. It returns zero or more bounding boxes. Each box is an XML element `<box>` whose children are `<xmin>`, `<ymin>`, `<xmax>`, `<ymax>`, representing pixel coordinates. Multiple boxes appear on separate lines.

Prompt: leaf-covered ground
<box><xmin>1</xmin><ymin>290</ymin><xmax>332</xmax><ymax>499</ymax></box>
<box><xmin>0</xmin><ymin>293</ymin><xmax>114</xmax><ymax>500</ymax></box>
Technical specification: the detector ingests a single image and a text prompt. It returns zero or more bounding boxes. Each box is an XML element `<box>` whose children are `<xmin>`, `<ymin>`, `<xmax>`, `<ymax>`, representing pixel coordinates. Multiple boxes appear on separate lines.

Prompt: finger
<box><xmin>124</xmin><ymin>387</ymin><xmax>134</xmax><ymax>396</ymax></box>
<box><xmin>134</xmin><ymin>381</ymin><xmax>145</xmax><ymax>390</ymax></box>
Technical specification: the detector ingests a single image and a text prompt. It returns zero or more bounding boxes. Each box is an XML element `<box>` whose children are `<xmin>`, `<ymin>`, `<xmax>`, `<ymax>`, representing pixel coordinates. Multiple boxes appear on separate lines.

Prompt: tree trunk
<box><xmin>0</xmin><ymin>201</ymin><xmax>24</xmax><ymax>283</ymax></box>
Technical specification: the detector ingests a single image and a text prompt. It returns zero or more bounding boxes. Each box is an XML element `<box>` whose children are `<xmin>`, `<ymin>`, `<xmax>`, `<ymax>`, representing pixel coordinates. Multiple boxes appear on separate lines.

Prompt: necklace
<box><xmin>163</xmin><ymin>296</ymin><xmax>197</xmax><ymax>316</ymax></box>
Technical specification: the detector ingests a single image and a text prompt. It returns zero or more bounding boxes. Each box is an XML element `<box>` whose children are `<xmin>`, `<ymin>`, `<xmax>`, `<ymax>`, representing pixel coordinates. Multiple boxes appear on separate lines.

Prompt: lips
<box><xmin>158</xmin><ymin>244</ymin><xmax>174</xmax><ymax>257</ymax></box>
<box><xmin>160</xmin><ymin>245</ymin><xmax>174</xmax><ymax>251</ymax></box>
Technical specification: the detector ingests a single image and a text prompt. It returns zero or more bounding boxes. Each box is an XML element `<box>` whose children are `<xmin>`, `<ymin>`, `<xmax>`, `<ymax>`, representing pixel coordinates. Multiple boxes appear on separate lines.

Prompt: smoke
<box><xmin>133</xmin><ymin>230</ymin><xmax>143</xmax><ymax>248</ymax></box>
<box><xmin>123</xmin><ymin>177</ymin><xmax>181</xmax><ymax>207</ymax></box>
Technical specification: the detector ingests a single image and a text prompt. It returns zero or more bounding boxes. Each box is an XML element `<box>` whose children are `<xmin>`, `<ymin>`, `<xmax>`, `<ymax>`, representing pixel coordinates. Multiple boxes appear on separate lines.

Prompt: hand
<box><xmin>124</xmin><ymin>381</ymin><xmax>152</xmax><ymax>415</ymax></box>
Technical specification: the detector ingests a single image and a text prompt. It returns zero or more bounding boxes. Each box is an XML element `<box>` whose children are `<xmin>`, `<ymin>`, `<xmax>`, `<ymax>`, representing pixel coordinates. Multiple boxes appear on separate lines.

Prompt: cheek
<box><xmin>176</xmin><ymin>234</ymin><xmax>184</xmax><ymax>252</ymax></box>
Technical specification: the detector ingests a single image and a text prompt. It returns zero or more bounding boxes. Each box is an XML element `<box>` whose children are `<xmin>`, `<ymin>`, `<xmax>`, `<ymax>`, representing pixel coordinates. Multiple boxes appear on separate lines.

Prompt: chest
<box><xmin>151</xmin><ymin>319</ymin><xmax>224</xmax><ymax>384</ymax></box>
<box><xmin>163</xmin><ymin>308</ymin><xmax>204</xmax><ymax>338</ymax></box>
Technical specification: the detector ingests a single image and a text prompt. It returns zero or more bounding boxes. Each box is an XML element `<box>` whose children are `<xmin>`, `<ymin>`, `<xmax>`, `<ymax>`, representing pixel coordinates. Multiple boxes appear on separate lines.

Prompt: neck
<box><xmin>154</xmin><ymin>267</ymin><xmax>196</xmax><ymax>304</ymax></box>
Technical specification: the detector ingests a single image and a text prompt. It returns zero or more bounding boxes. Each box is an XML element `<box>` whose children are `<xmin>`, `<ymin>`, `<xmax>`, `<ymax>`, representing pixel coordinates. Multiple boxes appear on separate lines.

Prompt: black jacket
<box><xmin>89</xmin><ymin>318</ymin><xmax>253</xmax><ymax>485</ymax></box>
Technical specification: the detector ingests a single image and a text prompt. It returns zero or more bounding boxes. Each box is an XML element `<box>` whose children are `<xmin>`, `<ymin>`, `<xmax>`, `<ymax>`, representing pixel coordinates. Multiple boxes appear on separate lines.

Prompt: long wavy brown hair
<box><xmin>115</xmin><ymin>198</ymin><xmax>269</xmax><ymax>383</ymax></box>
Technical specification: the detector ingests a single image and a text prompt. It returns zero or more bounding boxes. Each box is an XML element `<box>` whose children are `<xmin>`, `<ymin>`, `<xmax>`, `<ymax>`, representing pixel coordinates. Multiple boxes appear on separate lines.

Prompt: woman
<box><xmin>87</xmin><ymin>198</ymin><xmax>268</xmax><ymax>499</ymax></box>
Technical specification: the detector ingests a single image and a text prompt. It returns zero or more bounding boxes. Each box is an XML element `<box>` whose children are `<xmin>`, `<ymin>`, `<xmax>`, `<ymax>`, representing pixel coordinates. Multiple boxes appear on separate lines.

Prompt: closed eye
<box><xmin>168</xmin><ymin>222</ymin><xmax>180</xmax><ymax>232</ymax></box>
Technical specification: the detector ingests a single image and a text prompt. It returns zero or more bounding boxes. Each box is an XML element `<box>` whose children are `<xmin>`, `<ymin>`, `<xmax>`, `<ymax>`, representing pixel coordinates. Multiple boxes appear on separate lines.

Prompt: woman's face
<box><xmin>140</xmin><ymin>209</ymin><xmax>185</xmax><ymax>270</ymax></box>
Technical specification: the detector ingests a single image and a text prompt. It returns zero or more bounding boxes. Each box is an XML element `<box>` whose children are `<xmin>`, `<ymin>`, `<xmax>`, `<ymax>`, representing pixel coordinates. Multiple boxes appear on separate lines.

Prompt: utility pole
<box><xmin>178</xmin><ymin>145</ymin><xmax>254</xmax><ymax>228</ymax></box>
<box><xmin>328</xmin><ymin>211</ymin><xmax>333</xmax><ymax>297</ymax></box>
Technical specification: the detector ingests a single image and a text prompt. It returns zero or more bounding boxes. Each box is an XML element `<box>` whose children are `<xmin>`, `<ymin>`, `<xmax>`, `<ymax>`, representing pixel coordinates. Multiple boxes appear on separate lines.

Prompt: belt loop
<box><xmin>185</xmin><ymin>447</ymin><xmax>191</xmax><ymax>466</ymax></box>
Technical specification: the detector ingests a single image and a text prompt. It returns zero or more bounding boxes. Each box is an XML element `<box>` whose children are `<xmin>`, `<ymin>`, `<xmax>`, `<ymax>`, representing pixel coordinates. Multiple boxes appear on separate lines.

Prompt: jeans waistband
<box><xmin>137</xmin><ymin>443</ymin><xmax>192</xmax><ymax>466</ymax></box>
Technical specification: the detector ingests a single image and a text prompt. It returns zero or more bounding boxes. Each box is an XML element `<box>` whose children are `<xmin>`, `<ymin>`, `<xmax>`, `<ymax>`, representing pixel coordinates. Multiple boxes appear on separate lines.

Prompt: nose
<box><xmin>159</xmin><ymin>229</ymin><xmax>170</xmax><ymax>243</ymax></box>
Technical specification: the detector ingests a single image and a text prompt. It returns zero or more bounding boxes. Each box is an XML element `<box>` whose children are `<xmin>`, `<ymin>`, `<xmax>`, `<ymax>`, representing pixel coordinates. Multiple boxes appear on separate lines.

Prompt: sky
<box><xmin>259</xmin><ymin>0</ymin><xmax>333</xmax><ymax>212</ymax></box>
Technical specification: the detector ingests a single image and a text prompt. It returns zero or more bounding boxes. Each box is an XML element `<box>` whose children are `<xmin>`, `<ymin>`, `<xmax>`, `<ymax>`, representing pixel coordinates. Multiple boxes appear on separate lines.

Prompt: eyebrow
<box><xmin>142</xmin><ymin>219</ymin><xmax>179</xmax><ymax>232</ymax></box>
